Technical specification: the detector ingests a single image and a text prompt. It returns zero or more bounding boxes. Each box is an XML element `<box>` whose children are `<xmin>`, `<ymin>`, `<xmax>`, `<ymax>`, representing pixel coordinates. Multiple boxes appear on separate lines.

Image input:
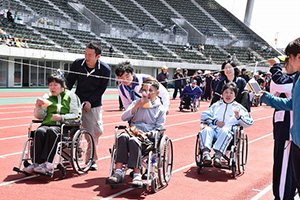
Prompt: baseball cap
<box><xmin>162</xmin><ymin>65</ymin><xmax>168</xmax><ymax>70</ymax></box>
<box><xmin>176</xmin><ymin>67</ymin><xmax>181</xmax><ymax>71</ymax></box>
<box><xmin>192</xmin><ymin>80</ymin><xmax>197</xmax><ymax>83</ymax></box>
<box><xmin>278</xmin><ymin>55</ymin><xmax>288</xmax><ymax>62</ymax></box>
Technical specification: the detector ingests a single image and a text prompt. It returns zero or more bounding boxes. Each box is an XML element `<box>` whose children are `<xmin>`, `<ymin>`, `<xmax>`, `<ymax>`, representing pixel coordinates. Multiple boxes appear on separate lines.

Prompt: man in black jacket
<box><xmin>67</xmin><ymin>41</ymin><xmax>111</xmax><ymax>170</ymax></box>
<box><xmin>157</xmin><ymin>65</ymin><xmax>169</xmax><ymax>89</ymax></box>
<box><xmin>172</xmin><ymin>68</ymin><xmax>183</xmax><ymax>100</ymax></box>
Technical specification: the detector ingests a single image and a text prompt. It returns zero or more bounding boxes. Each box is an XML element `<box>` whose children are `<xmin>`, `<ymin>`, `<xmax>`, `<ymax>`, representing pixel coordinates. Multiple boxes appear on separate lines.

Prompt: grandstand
<box><xmin>0</xmin><ymin>0</ymin><xmax>278</xmax><ymax>88</ymax></box>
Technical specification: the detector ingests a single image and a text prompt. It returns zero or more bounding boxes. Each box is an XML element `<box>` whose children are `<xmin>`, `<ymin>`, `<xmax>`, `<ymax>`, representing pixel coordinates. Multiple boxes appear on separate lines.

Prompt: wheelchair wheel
<box><xmin>195</xmin><ymin>134</ymin><xmax>202</xmax><ymax>165</ymax></box>
<box><xmin>237</xmin><ymin>130</ymin><xmax>248</xmax><ymax>175</ymax></box>
<box><xmin>158</xmin><ymin>135</ymin><xmax>173</xmax><ymax>187</ymax></box>
<box><xmin>71</xmin><ymin>129</ymin><xmax>94</xmax><ymax>175</ymax></box>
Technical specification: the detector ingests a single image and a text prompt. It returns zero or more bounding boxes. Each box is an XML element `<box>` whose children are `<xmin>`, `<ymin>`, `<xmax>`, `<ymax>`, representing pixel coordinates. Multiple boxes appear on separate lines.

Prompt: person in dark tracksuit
<box><xmin>268</xmin><ymin>58</ymin><xmax>296</xmax><ymax>200</ymax></box>
<box><xmin>172</xmin><ymin>68</ymin><xmax>183</xmax><ymax>100</ymax></box>
<box><xmin>261</xmin><ymin>38</ymin><xmax>300</xmax><ymax>199</ymax></box>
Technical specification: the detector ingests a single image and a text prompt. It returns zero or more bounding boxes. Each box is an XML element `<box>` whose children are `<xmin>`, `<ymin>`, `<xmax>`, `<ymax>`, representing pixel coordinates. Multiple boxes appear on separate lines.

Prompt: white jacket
<box><xmin>201</xmin><ymin>100</ymin><xmax>253</xmax><ymax>129</ymax></box>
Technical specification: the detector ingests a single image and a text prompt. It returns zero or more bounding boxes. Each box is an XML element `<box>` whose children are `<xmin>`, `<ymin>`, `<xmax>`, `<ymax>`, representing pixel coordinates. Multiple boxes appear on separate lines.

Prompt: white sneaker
<box><xmin>33</xmin><ymin>162</ymin><xmax>53</xmax><ymax>175</ymax></box>
<box><xmin>23</xmin><ymin>163</ymin><xmax>39</xmax><ymax>174</ymax></box>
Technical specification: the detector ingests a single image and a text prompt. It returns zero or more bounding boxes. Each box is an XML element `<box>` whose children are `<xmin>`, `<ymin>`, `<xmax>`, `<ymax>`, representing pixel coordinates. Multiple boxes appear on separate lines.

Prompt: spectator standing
<box><xmin>240</xmin><ymin>68</ymin><xmax>250</xmax><ymax>82</ymax></box>
<box><xmin>267</xmin><ymin>58</ymin><xmax>296</xmax><ymax>200</ymax></box>
<box><xmin>182</xmin><ymin>69</ymin><xmax>189</xmax><ymax>88</ymax></box>
<box><xmin>202</xmin><ymin>70</ymin><xmax>213</xmax><ymax>101</ymax></box>
<box><xmin>211</xmin><ymin>61</ymin><xmax>250</xmax><ymax>112</ymax></box>
<box><xmin>157</xmin><ymin>65</ymin><xmax>169</xmax><ymax>89</ymax></box>
<box><xmin>109</xmin><ymin>45</ymin><xmax>114</xmax><ymax>57</ymax></box>
<box><xmin>212</xmin><ymin>73</ymin><xmax>220</xmax><ymax>92</ymax></box>
<box><xmin>172</xmin><ymin>68</ymin><xmax>183</xmax><ymax>100</ymax></box>
<box><xmin>66</xmin><ymin>41</ymin><xmax>111</xmax><ymax>171</ymax></box>
<box><xmin>260</xmin><ymin>37</ymin><xmax>300</xmax><ymax>197</ymax></box>
<box><xmin>6</xmin><ymin>9</ymin><xmax>14</xmax><ymax>23</ymax></box>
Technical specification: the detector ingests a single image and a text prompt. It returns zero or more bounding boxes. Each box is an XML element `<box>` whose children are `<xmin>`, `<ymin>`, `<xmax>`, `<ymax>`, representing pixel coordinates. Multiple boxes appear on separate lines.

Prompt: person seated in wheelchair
<box><xmin>200</xmin><ymin>82</ymin><xmax>253</xmax><ymax>167</ymax></box>
<box><xmin>179</xmin><ymin>80</ymin><xmax>202</xmax><ymax>109</ymax></box>
<box><xmin>107</xmin><ymin>77</ymin><xmax>166</xmax><ymax>187</ymax></box>
<box><xmin>23</xmin><ymin>73</ymin><xmax>82</xmax><ymax>175</ymax></box>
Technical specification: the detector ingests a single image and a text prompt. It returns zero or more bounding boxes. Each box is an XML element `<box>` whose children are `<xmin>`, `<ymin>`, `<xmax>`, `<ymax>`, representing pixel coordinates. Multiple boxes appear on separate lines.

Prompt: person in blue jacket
<box><xmin>180</xmin><ymin>80</ymin><xmax>202</xmax><ymax>109</ymax></box>
<box><xmin>267</xmin><ymin>58</ymin><xmax>296</xmax><ymax>200</ymax></box>
<box><xmin>260</xmin><ymin>38</ymin><xmax>300</xmax><ymax>197</ymax></box>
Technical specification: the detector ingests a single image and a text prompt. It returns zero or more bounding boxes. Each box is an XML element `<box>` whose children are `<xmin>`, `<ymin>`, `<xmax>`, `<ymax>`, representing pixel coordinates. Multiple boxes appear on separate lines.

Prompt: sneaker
<box><xmin>89</xmin><ymin>161</ymin><xmax>98</xmax><ymax>171</ymax></box>
<box><xmin>23</xmin><ymin>163</ymin><xmax>39</xmax><ymax>174</ymax></box>
<box><xmin>202</xmin><ymin>154</ymin><xmax>212</xmax><ymax>165</ymax></box>
<box><xmin>34</xmin><ymin>162</ymin><xmax>53</xmax><ymax>175</ymax></box>
<box><xmin>213</xmin><ymin>157</ymin><xmax>222</xmax><ymax>167</ymax></box>
<box><xmin>107</xmin><ymin>173</ymin><xmax>123</xmax><ymax>184</ymax></box>
<box><xmin>132</xmin><ymin>175</ymin><xmax>143</xmax><ymax>187</ymax></box>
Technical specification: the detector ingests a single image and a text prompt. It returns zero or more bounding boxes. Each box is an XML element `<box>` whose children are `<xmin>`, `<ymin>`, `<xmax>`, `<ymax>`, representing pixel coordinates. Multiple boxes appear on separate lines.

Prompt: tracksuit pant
<box><xmin>291</xmin><ymin>142</ymin><xmax>300</xmax><ymax>198</ymax></box>
<box><xmin>199</xmin><ymin>126</ymin><xmax>233</xmax><ymax>155</ymax></box>
<box><xmin>273</xmin><ymin>140</ymin><xmax>296</xmax><ymax>200</ymax></box>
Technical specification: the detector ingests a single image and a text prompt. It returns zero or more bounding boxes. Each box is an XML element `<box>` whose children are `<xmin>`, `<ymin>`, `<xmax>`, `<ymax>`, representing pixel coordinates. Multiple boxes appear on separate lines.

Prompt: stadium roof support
<box><xmin>244</xmin><ymin>0</ymin><xmax>255</xmax><ymax>27</ymax></box>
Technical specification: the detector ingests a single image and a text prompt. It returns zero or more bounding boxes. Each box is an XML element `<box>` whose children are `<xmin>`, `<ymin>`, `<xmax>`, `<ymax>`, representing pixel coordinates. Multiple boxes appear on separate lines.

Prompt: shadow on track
<box><xmin>184</xmin><ymin>167</ymin><xmax>234</xmax><ymax>182</ymax></box>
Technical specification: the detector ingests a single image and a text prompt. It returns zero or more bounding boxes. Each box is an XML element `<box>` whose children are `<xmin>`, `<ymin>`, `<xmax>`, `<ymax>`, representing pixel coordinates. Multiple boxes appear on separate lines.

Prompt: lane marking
<box><xmin>0</xmin><ymin>128</ymin><xmax>273</xmax><ymax>187</ymax></box>
<box><xmin>250</xmin><ymin>184</ymin><xmax>272</xmax><ymax>200</ymax></box>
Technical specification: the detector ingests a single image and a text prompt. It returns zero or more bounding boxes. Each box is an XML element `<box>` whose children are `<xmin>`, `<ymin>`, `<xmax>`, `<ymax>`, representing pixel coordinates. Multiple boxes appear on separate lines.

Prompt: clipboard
<box><xmin>247</xmin><ymin>78</ymin><xmax>262</xmax><ymax>95</ymax></box>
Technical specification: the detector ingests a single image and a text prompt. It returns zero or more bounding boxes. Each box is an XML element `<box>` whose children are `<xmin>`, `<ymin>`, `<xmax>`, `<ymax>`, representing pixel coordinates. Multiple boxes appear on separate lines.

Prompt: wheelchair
<box><xmin>195</xmin><ymin>123</ymin><xmax>248</xmax><ymax>178</ymax></box>
<box><xmin>179</xmin><ymin>95</ymin><xmax>198</xmax><ymax>112</ymax></box>
<box><xmin>13</xmin><ymin>119</ymin><xmax>95</xmax><ymax>179</ymax></box>
<box><xmin>106</xmin><ymin>125</ymin><xmax>173</xmax><ymax>193</ymax></box>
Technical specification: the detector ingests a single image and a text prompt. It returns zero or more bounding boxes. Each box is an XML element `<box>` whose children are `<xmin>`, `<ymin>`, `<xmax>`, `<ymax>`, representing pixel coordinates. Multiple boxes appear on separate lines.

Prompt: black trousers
<box><xmin>34</xmin><ymin>125</ymin><xmax>60</xmax><ymax>164</ymax></box>
<box><xmin>173</xmin><ymin>86</ymin><xmax>182</xmax><ymax>99</ymax></box>
<box><xmin>291</xmin><ymin>142</ymin><xmax>300</xmax><ymax>197</ymax></box>
<box><xmin>273</xmin><ymin>140</ymin><xmax>296</xmax><ymax>200</ymax></box>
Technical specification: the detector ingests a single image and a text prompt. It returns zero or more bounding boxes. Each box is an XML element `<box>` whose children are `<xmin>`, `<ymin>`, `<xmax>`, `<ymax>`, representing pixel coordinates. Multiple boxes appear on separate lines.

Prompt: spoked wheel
<box><xmin>158</xmin><ymin>135</ymin><xmax>173</xmax><ymax>187</ymax></box>
<box><xmin>71</xmin><ymin>129</ymin><xmax>94</xmax><ymax>175</ymax></box>
<box><xmin>237</xmin><ymin>130</ymin><xmax>248</xmax><ymax>175</ymax></box>
<box><xmin>195</xmin><ymin>134</ymin><xmax>202</xmax><ymax>166</ymax></box>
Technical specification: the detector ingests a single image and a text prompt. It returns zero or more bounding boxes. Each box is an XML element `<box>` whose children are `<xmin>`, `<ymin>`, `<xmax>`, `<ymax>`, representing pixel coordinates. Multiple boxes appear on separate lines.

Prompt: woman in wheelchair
<box><xmin>107</xmin><ymin>77</ymin><xmax>166</xmax><ymax>187</ymax></box>
<box><xmin>179</xmin><ymin>80</ymin><xmax>202</xmax><ymax>110</ymax></box>
<box><xmin>200</xmin><ymin>82</ymin><xmax>253</xmax><ymax>167</ymax></box>
<box><xmin>23</xmin><ymin>74</ymin><xmax>81</xmax><ymax>175</ymax></box>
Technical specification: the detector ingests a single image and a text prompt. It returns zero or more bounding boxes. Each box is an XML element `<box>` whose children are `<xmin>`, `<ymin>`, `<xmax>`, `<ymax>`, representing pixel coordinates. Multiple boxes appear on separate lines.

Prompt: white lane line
<box><xmin>101</xmin><ymin>163</ymin><xmax>196</xmax><ymax>200</ymax></box>
<box><xmin>0</xmin><ymin>116</ymin><xmax>32</xmax><ymax>121</ymax></box>
<box><xmin>250</xmin><ymin>184</ymin><xmax>272</xmax><ymax>200</ymax></box>
<box><xmin>0</xmin><ymin>152</ymin><xmax>23</xmax><ymax>158</ymax></box>
<box><xmin>0</xmin><ymin>174</ymin><xmax>39</xmax><ymax>187</ymax></box>
<box><xmin>0</xmin><ymin>111</ymin><xmax>200</xmax><ymax>139</ymax></box>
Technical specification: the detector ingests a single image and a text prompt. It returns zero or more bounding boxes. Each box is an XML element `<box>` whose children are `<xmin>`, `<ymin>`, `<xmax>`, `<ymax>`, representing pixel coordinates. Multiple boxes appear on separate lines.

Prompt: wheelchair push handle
<box><xmin>115</xmin><ymin>125</ymin><xmax>127</xmax><ymax>129</ymax></box>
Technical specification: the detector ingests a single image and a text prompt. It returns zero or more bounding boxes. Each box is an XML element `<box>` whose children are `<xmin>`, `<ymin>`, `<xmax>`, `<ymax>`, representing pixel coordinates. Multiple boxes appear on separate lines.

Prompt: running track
<box><xmin>0</xmin><ymin>89</ymin><xmax>277</xmax><ymax>199</ymax></box>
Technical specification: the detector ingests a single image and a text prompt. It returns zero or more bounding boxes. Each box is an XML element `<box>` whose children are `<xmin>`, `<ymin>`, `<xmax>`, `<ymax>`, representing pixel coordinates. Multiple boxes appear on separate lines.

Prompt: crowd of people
<box><xmin>16</xmin><ymin>37</ymin><xmax>300</xmax><ymax>199</ymax></box>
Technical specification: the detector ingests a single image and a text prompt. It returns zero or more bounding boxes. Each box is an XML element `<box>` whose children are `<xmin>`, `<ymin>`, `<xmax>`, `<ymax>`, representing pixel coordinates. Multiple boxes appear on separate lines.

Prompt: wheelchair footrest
<box><xmin>105</xmin><ymin>178</ymin><xmax>125</xmax><ymax>186</ymax></box>
<box><xmin>13</xmin><ymin>167</ymin><xmax>34</xmax><ymax>176</ymax></box>
<box><xmin>129</xmin><ymin>183</ymin><xmax>147</xmax><ymax>189</ymax></box>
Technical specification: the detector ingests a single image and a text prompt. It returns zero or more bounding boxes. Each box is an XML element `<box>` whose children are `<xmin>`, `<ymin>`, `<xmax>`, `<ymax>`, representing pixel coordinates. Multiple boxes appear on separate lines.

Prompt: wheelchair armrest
<box><xmin>32</xmin><ymin>120</ymin><xmax>43</xmax><ymax>123</ymax></box>
<box><xmin>63</xmin><ymin>121</ymin><xmax>81</xmax><ymax>127</ymax></box>
<box><xmin>156</xmin><ymin>128</ymin><xmax>166</xmax><ymax>132</ymax></box>
<box><xmin>115</xmin><ymin>125</ymin><xmax>127</xmax><ymax>129</ymax></box>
